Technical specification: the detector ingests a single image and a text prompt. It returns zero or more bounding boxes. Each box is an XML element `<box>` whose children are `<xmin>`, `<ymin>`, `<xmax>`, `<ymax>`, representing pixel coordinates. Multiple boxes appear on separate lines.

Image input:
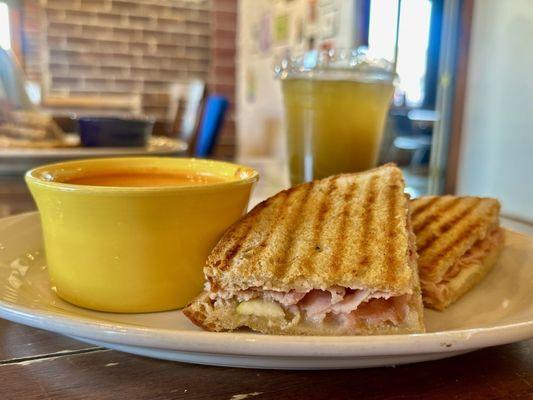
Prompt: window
<box><xmin>0</xmin><ymin>2</ymin><xmax>10</xmax><ymax>50</ymax></box>
<box><xmin>368</xmin><ymin>0</ymin><xmax>432</xmax><ymax>107</ymax></box>
<box><xmin>368</xmin><ymin>0</ymin><xmax>399</xmax><ymax>62</ymax></box>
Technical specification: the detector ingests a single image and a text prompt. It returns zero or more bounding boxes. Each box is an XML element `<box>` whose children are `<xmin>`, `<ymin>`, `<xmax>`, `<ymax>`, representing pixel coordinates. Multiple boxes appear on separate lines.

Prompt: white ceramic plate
<box><xmin>0</xmin><ymin>212</ymin><xmax>531</xmax><ymax>370</ymax></box>
<box><xmin>0</xmin><ymin>135</ymin><xmax>187</xmax><ymax>175</ymax></box>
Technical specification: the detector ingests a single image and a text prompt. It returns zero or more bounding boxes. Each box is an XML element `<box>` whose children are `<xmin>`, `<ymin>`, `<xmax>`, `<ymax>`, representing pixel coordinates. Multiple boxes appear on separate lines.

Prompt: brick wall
<box><xmin>38</xmin><ymin>0</ymin><xmax>211</xmax><ymax>120</ymax></box>
<box><xmin>17</xmin><ymin>0</ymin><xmax>237</xmax><ymax>157</ymax></box>
<box><xmin>207</xmin><ymin>0</ymin><xmax>236</xmax><ymax>158</ymax></box>
<box><xmin>20</xmin><ymin>0</ymin><xmax>44</xmax><ymax>84</ymax></box>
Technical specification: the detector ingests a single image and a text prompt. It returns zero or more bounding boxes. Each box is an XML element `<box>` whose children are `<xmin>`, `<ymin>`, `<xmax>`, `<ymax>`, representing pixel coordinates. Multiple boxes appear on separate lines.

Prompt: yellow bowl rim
<box><xmin>25</xmin><ymin>156</ymin><xmax>259</xmax><ymax>195</ymax></box>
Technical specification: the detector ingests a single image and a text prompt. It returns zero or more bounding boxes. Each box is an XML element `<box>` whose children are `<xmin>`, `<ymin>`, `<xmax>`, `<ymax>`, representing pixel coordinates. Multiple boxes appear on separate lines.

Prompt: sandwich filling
<box><xmin>423</xmin><ymin>226</ymin><xmax>503</xmax><ymax>305</ymax></box>
<box><xmin>208</xmin><ymin>286</ymin><xmax>411</xmax><ymax>329</ymax></box>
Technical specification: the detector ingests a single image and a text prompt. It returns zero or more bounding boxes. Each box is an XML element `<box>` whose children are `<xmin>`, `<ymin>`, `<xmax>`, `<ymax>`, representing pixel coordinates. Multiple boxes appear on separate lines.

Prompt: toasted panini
<box><xmin>411</xmin><ymin>196</ymin><xmax>504</xmax><ymax>310</ymax></box>
<box><xmin>184</xmin><ymin>164</ymin><xmax>425</xmax><ymax>335</ymax></box>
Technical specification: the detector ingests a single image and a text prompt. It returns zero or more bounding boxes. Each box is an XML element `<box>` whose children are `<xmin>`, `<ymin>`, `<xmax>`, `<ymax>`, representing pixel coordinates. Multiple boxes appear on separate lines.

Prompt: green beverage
<box><xmin>278</xmin><ymin>50</ymin><xmax>395</xmax><ymax>185</ymax></box>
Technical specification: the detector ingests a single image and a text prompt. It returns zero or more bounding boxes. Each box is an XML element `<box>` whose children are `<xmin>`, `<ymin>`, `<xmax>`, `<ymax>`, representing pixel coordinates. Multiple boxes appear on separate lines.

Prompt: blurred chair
<box><xmin>194</xmin><ymin>95</ymin><xmax>229</xmax><ymax>157</ymax></box>
<box><xmin>167</xmin><ymin>80</ymin><xmax>205</xmax><ymax>148</ymax></box>
<box><xmin>387</xmin><ymin>109</ymin><xmax>433</xmax><ymax>170</ymax></box>
<box><xmin>393</xmin><ymin>134</ymin><xmax>432</xmax><ymax>167</ymax></box>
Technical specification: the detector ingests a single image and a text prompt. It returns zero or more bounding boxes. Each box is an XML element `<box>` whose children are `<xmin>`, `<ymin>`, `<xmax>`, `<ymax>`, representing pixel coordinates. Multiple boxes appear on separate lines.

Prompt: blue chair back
<box><xmin>194</xmin><ymin>95</ymin><xmax>229</xmax><ymax>157</ymax></box>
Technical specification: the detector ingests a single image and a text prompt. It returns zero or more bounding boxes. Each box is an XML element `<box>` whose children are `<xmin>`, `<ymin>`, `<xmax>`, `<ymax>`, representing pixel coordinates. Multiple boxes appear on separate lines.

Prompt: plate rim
<box><xmin>0</xmin><ymin>211</ymin><xmax>532</xmax><ymax>359</ymax></box>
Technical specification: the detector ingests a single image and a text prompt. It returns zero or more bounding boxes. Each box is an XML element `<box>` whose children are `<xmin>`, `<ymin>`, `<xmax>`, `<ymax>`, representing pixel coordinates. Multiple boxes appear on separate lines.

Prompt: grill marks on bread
<box><xmin>271</xmin><ymin>183</ymin><xmax>317</xmax><ymax>278</ymax></box>
<box><xmin>274</xmin><ymin>176</ymin><xmax>341</xmax><ymax>280</ymax></box>
<box><xmin>220</xmin><ymin>224</ymin><xmax>253</xmax><ymax>270</ymax></box>
<box><xmin>239</xmin><ymin>189</ymin><xmax>295</xmax><ymax>279</ymax></box>
<box><xmin>410</xmin><ymin>196</ymin><xmax>439</xmax><ymax>217</ymax></box>
<box><xmin>205</xmin><ymin>164</ymin><xmax>414</xmax><ymax>294</ymax></box>
<box><xmin>416</xmin><ymin>198</ymin><xmax>482</xmax><ymax>254</ymax></box>
<box><xmin>329</xmin><ymin>181</ymin><xmax>357</xmax><ymax>274</ymax></box>
<box><xmin>385</xmin><ymin>173</ymin><xmax>403</xmax><ymax>285</ymax></box>
<box><xmin>186</xmin><ymin>164</ymin><xmax>428</xmax><ymax>334</ymax></box>
<box><xmin>425</xmin><ymin>219</ymin><xmax>482</xmax><ymax>267</ymax></box>
<box><xmin>411</xmin><ymin>195</ymin><xmax>501</xmax><ymax>280</ymax></box>
<box><xmin>357</xmin><ymin>175</ymin><xmax>378</xmax><ymax>269</ymax></box>
<box><xmin>213</xmin><ymin>191</ymin><xmax>289</xmax><ymax>271</ymax></box>
<box><xmin>300</xmin><ymin>178</ymin><xmax>339</xmax><ymax>276</ymax></box>
<box><xmin>412</xmin><ymin>197</ymin><xmax>462</xmax><ymax>233</ymax></box>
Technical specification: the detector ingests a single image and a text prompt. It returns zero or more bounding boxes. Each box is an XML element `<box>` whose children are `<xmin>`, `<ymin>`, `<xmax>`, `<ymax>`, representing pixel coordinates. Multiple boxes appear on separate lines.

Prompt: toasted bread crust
<box><xmin>204</xmin><ymin>164</ymin><xmax>415</xmax><ymax>295</ymax></box>
<box><xmin>182</xmin><ymin>294</ymin><xmax>214</xmax><ymax>330</ymax></box>
<box><xmin>184</xmin><ymin>165</ymin><xmax>425</xmax><ymax>335</ymax></box>
<box><xmin>411</xmin><ymin>196</ymin><xmax>500</xmax><ymax>282</ymax></box>
<box><xmin>411</xmin><ymin>196</ymin><xmax>502</xmax><ymax>309</ymax></box>
<box><xmin>405</xmin><ymin>199</ymin><xmax>425</xmax><ymax>331</ymax></box>
<box><xmin>423</xmin><ymin>228</ymin><xmax>504</xmax><ymax>310</ymax></box>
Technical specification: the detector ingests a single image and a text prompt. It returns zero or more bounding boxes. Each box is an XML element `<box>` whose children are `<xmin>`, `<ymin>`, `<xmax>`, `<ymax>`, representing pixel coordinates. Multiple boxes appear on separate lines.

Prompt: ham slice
<box><xmin>298</xmin><ymin>290</ymin><xmax>334</xmax><ymax>321</ymax></box>
<box><xmin>424</xmin><ymin>227</ymin><xmax>503</xmax><ymax>304</ymax></box>
<box><xmin>330</xmin><ymin>290</ymin><xmax>372</xmax><ymax>314</ymax></box>
<box><xmin>263</xmin><ymin>290</ymin><xmax>307</xmax><ymax>307</ymax></box>
<box><xmin>223</xmin><ymin>285</ymin><xmax>407</xmax><ymax>327</ymax></box>
<box><xmin>442</xmin><ymin>227</ymin><xmax>501</xmax><ymax>281</ymax></box>
<box><xmin>347</xmin><ymin>296</ymin><xmax>409</xmax><ymax>326</ymax></box>
<box><xmin>298</xmin><ymin>287</ymin><xmax>372</xmax><ymax>323</ymax></box>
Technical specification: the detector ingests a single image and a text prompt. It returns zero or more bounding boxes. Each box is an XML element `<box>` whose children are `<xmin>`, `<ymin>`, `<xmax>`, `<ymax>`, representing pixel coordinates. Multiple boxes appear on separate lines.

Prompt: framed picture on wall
<box><xmin>259</xmin><ymin>12</ymin><xmax>272</xmax><ymax>53</ymax></box>
<box><xmin>273</xmin><ymin>13</ymin><xmax>290</xmax><ymax>44</ymax></box>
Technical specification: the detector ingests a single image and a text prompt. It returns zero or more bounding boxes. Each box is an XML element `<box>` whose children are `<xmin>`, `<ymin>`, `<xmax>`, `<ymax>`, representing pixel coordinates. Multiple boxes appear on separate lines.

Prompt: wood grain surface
<box><xmin>0</xmin><ymin>341</ymin><xmax>531</xmax><ymax>400</ymax></box>
<box><xmin>0</xmin><ymin>168</ymin><xmax>531</xmax><ymax>400</ymax></box>
<box><xmin>0</xmin><ymin>319</ymin><xmax>95</xmax><ymax>361</ymax></box>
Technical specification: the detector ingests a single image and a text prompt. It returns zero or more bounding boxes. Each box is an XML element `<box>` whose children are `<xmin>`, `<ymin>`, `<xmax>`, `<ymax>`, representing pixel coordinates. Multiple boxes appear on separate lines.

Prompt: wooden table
<box><xmin>0</xmin><ymin>161</ymin><xmax>532</xmax><ymax>400</ymax></box>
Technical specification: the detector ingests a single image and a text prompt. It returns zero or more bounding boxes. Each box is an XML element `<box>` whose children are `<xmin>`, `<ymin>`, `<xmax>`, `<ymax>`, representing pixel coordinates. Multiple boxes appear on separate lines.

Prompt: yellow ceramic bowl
<box><xmin>25</xmin><ymin>157</ymin><xmax>258</xmax><ymax>313</ymax></box>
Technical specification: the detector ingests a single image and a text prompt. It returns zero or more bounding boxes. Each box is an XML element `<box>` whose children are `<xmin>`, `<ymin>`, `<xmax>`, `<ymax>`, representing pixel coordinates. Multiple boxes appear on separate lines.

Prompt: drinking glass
<box><xmin>276</xmin><ymin>48</ymin><xmax>396</xmax><ymax>185</ymax></box>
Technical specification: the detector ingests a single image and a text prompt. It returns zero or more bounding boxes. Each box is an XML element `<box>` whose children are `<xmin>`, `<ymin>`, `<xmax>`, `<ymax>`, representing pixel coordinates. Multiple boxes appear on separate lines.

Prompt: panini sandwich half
<box><xmin>184</xmin><ymin>164</ymin><xmax>425</xmax><ymax>335</ymax></box>
<box><xmin>411</xmin><ymin>196</ymin><xmax>504</xmax><ymax>310</ymax></box>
